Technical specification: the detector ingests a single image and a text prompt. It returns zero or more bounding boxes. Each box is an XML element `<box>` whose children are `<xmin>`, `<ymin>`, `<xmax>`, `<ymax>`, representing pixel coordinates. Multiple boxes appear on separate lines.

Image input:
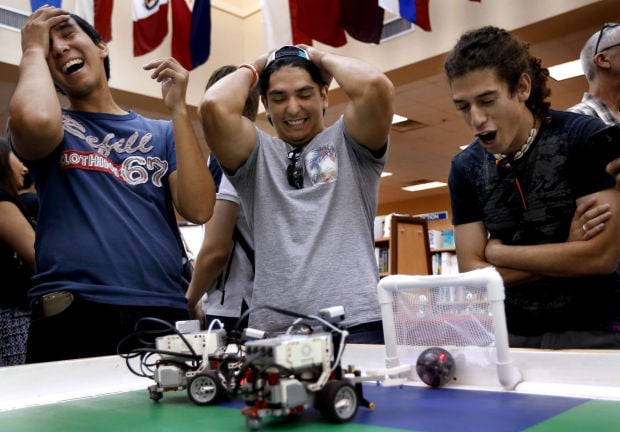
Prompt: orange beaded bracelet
<box><xmin>238</xmin><ymin>63</ymin><xmax>258</xmax><ymax>89</ymax></box>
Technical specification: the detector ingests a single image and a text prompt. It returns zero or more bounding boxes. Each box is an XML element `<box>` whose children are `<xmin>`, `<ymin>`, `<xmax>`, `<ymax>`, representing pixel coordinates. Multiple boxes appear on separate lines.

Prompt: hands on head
<box><xmin>252</xmin><ymin>45</ymin><xmax>333</xmax><ymax>88</ymax></box>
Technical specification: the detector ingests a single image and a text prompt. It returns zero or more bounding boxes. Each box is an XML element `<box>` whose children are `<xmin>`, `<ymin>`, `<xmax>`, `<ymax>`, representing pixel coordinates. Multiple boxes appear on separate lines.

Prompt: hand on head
<box><xmin>253</xmin><ymin>51</ymin><xmax>271</xmax><ymax>74</ymax></box>
<box><xmin>22</xmin><ymin>5</ymin><xmax>70</xmax><ymax>55</ymax></box>
<box><xmin>297</xmin><ymin>44</ymin><xmax>333</xmax><ymax>87</ymax></box>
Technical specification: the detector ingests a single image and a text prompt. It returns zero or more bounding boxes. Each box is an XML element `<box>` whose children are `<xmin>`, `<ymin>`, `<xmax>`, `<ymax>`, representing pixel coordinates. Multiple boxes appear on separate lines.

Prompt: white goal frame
<box><xmin>377</xmin><ymin>266</ymin><xmax>522</xmax><ymax>389</ymax></box>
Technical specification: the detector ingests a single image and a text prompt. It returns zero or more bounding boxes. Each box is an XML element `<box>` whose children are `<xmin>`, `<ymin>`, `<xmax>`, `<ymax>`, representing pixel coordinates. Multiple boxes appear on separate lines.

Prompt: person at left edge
<box><xmin>7</xmin><ymin>6</ymin><xmax>215</xmax><ymax>362</ymax></box>
<box><xmin>0</xmin><ymin>137</ymin><xmax>35</xmax><ymax>366</ymax></box>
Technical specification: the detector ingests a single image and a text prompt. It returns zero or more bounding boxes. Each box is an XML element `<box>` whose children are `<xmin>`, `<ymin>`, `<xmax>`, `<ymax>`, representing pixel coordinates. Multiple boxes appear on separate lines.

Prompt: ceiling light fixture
<box><xmin>381</xmin><ymin>171</ymin><xmax>393</xmax><ymax>177</ymax></box>
<box><xmin>392</xmin><ymin>114</ymin><xmax>409</xmax><ymax>124</ymax></box>
<box><xmin>402</xmin><ymin>181</ymin><xmax>447</xmax><ymax>192</ymax></box>
<box><xmin>548</xmin><ymin>59</ymin><xmax>583</xmax><ymax>81</ymax></box>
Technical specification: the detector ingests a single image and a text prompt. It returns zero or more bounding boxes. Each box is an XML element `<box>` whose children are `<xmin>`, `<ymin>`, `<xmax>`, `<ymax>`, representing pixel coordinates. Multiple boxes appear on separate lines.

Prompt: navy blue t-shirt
<box><xmin>449</xmin><ymin>110</ymin><xmax>620</xmax><ymax>335</ymax></box>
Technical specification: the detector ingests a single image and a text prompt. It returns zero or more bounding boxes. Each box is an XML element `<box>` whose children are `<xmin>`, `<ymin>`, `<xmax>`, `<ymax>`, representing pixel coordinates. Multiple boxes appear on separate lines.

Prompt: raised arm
<box><xmin>199</xmin><ymin>63</ymin><xmax>262</xmax><ymax>173</ymax></box>
<box><xmin>301</xmin><ymin>45</ymin><xmax>395</xmax><ymax>153</ymax></box>
<box><xmin>8</xmin><ymin>6</ymin><xmax>70</xmax><ymax>160</ymax></box>
<box><xmin>143</xmin><ymin>58</ymin><xmax>215</xmax><ymax>224</ymax></box>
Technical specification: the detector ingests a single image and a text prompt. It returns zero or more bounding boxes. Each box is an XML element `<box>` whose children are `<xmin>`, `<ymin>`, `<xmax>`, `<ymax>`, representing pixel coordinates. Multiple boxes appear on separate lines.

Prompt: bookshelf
<box><xmin>428</xmin><ymin>228</ymin><xmax>458</xmax><ymax>275</ymax></box>
<box><xmin>376</xmin><ymin>195</ymin><xmax>458</xmax><ymax>275</ymax></box>
<box><xmin>374</xmin><ymin>215</ymin><xmax>432</xmax><ymax>277</ymax></box>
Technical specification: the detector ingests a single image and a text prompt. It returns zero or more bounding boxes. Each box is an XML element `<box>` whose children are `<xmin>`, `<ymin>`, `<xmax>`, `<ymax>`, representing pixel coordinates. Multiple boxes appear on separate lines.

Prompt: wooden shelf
<box><xmin>430</xmin><ymin>247</ymin><xmax>456</xmax><ymax>253</ymax></box>
<box><xmin>374</xmin><ymin>215</ymin><xmax>432</xmax><ymax>277</ymax></box>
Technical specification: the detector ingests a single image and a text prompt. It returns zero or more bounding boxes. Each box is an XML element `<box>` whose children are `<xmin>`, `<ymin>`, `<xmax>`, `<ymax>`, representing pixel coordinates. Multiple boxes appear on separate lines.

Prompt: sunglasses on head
<box><xmin>266</xmin><ymin>45</ymin><xmax>311</xmax><ymax>68</ymax></box>
<box><xmin>594</xmin><ymin>23</ymin><xmax>620</xmax><ymax>57</ymax></box>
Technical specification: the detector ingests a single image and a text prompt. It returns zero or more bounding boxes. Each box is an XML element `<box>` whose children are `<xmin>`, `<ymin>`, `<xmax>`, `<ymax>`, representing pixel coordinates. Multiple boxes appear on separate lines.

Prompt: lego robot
<box><xmin>236</xmin><ymin>306</ymin><xmax>376</xmax><ymax>430</ymax></box>
<box><xmin>120</xmin><ymin>319</ymin><xmax>242</xmax><ymax>406</ymax></box>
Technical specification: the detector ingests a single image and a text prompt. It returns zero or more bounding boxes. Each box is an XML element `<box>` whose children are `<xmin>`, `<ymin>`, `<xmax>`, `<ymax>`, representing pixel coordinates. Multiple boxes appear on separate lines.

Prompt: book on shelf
<box><xmin>375</xmin><ymin>244</ymin><xmax>390</xmax><ymax>274</ymax></box>
<box><xmin>442</xmin><ymin>229</ymin><xmax>455</xmax><ymax>249</ymax></box>
<box><xmin>428</xmin><ymin>229</ymin><xmax>443</xmax><ymax>250</ymax></box>
<box><xmin>432</xmin><ymin>251</ymin><xmax>459</xmax><ymax>275</ymax></box>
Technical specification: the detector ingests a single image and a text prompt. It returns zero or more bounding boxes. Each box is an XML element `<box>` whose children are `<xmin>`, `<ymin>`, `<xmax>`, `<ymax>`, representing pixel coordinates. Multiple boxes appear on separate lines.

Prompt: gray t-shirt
<box><xmin>228</xmin><ymin>117</ymin><xmax>386</xmax><ymax>332</ymax></box>
<box><xmin>202</xmin><ymin>174</ymin><xmax>254</xmax><ymax>318</ymax></box>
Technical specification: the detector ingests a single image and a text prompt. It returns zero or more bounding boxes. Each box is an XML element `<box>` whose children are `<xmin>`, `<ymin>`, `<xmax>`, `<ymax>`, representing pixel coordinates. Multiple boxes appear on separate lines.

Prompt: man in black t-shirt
<box><xmin>444</xmin><ymin>26</ymin><xmax>620</xmax><ymax>348</ymax></box>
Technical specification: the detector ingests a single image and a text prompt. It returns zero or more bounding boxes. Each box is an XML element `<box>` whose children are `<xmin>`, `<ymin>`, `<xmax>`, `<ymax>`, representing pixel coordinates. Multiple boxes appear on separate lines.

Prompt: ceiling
<box><xmin>1</xmin><ymin>1</ymin><xmax>618</xmax><ymax>209</ymax></box>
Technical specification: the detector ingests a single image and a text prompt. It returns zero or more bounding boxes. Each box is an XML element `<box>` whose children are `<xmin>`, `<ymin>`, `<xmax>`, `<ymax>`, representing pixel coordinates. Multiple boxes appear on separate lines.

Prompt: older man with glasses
<box><xmin>569</xmin><ymin>23</ymin><xmax>620</xmax><ymax>126</ymax></box>
<box><xmin>569</xmin><ymin>23</ymin><xmax>620</xmax><ymax>212</ymax></box>
<box><xmin>200</xmin><ymin>45</ymin><xmax>394</xmax><ymax>343</ymax></box>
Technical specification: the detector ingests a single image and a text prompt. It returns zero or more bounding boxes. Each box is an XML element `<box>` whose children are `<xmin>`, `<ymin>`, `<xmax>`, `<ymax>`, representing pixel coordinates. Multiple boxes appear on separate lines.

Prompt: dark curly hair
<box><xmin>444</xmin><ymin>26</ymin><xmax>551</xmax><ymax>123</ymax></box>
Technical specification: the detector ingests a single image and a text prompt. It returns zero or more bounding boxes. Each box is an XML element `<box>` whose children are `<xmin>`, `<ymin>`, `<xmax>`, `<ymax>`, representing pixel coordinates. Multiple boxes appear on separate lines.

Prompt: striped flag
<box><xmin>379</xmin><ymin>0</ymin><xmax>431</xmax><ymax>31</ymax></box>
<box><xmin>30</xmin><ymin>1</ymin><xmax>61</xmax><ymax>11</ymax></box>
<box><xmin>170</xmin><ymin>0</ymin><xmax>211</xmax><ymax>70</ymax></box>
<box><xmin>75</xmin><ymin>0</ymin><xmax>114</xmax><ymax>42</ymax></box>
<box><xmin>261</xmin><ymin>0</ymin><xmax>312</xmax><ymax>50</ymax></box>
<box><xmin>133</xmin><ymin>0</ymin><xmax>169</xmax><ymax>57</ymax></box>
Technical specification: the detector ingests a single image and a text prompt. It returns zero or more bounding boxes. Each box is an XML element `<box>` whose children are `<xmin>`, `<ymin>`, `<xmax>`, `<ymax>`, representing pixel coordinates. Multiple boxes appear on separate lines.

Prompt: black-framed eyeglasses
<box><xmin>287</xmin><ymin>149</ymin><xmax>304</xmax><ymax>189</ymax></box>
<box><xmin>594</xmin><ymin>23</ymin><xmax>620</xmax><ymax>56</ymax></box>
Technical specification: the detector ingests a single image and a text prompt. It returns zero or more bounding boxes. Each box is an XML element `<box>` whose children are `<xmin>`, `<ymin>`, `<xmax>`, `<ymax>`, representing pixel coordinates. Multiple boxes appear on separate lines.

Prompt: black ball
<box><xmin>416</xmin><ymin>347</ymin><xmax>456</xmax><ymax>387</ymax></box>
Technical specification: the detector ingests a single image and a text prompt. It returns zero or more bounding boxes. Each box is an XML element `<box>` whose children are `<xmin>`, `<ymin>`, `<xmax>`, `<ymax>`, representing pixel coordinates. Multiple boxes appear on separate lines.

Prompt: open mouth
<box><xmin>478</xmin><ymin>131</ymin><xmax>497</xmax><ymax>145</ymax></box>
<box><xmin>62</xmin><ymin>58</ymin><xmax>85</xmax><ymax>75</ymax></box>
<box><xmin>285</xmin><ymin>119</ymin><xmax>305</xmax><ymax>126</ymax></box>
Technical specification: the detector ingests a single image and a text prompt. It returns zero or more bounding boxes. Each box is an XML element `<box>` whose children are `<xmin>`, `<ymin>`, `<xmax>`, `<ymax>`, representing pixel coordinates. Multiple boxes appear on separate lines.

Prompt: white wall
<box><xmin>0</xmin><ymin>0</ymin><xmax>602</xmax><ymax>107</ymax></box>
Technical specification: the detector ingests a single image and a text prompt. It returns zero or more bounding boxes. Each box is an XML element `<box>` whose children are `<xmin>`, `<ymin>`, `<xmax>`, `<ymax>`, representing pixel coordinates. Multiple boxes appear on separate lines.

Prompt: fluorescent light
<box><xmin>402</xmin><ymin>181</ymin><xmax>447</xmax><ymax>192</ymax></box>
<box><xmin>381</xmin><ymin>171</ymin><xmax>393</xmax><ymax>177</ymax></box>
<box><xmin>459</xmin><ymin>144</ymin><xmax>469</xmax><ymax>150</ymax></box>
<box><xmin>392</xmin><ymin>114</ymin><xmax>408</xmax><ymax>124</ymax></box>
<box><xmin>548</xmin><ymin>59</ymin><xmax>583</xmax><ymax>81</ymax></box>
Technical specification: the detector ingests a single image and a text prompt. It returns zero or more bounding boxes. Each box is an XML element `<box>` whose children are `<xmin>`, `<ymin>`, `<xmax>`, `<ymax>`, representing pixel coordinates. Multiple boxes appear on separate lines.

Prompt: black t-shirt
<box><xmin>448</xmin><ymin>110</ymin><xmax>620</xmax><ymax>335</ymax></box>
<box><xmin>0</xmin><ymin>189</ymin><xmax>34</xmax><ymax>309</ymax></box>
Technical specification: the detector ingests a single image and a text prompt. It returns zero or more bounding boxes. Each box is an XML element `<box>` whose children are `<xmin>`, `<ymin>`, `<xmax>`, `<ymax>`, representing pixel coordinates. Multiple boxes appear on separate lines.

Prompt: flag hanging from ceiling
<box><xmin>133</xmin><ymin>0</ymin><xmax>169</xmax><ymax>57</ymax></box>
<box><xmin>295</xmin><ymin>0</ymin><xmax>346</xmax><ymax>48</ymax></box>
<box><xmin>75</xmin><ymin>0</ymin><xmax>114</xmax><ymax>42</ymax></box>
<box><xmin>261</xmin><ymin>0</ymin><xmax>312</xmax><ymax>51</ymax></box>
<box><xmin>340</xmin><ymin>0</ymin><xmax>385</xmax><ymax>44</ymax></box>
<box><xmin>261</xmin><ymin>0</ymin><xmax>292</xmax><ymax>49</ymax></box>
<box><xmin>262</xmin><ymin>0</ymin><xmax>479</xmax><ymax>50</ymax></box>
<box><xmin>379</xmin><ymin>0</ymin><xmax>431</xmax><ymax>31</ymax></box>
<box><xmin>30</xmin><ymin>0</ymin><xmax>61</xmax><ymax>11</ymax></box>
<box><xmin>170</xmin><ymin>0</ymin><xmax>211</xmax><ymax>70</ymax></box>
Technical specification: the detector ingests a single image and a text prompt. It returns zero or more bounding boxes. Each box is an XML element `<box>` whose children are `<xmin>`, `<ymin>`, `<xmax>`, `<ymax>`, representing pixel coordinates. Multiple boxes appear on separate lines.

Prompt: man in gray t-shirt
<box><xmin>200</xmin><ymin>45</ymin><xmax>394</xmax><ymax>343</ymax></box>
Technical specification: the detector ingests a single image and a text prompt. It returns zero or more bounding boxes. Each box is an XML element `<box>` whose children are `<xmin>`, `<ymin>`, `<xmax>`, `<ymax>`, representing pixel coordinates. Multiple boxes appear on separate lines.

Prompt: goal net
<box><xmin>377</xmin><ymin>267</ymin><xmax>521</xmax><ymax>389</ymax></box>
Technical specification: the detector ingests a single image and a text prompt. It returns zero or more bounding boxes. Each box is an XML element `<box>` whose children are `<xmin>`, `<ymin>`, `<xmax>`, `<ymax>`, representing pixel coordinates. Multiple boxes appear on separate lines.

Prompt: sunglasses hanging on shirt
<box><xmin>287</xmin><ymin>148</ymin><xmax>304</xmax><ymax>189</ymax></box>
